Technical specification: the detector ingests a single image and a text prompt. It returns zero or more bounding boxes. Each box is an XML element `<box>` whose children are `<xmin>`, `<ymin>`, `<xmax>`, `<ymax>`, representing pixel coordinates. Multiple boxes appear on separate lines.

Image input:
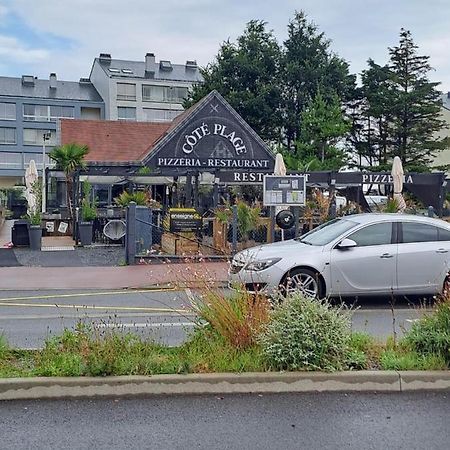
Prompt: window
<box><xmin>117</xmin><ymin>107</ymin><xmax>136</xmax><ymax>121</ymax></box>
<box><xmin>402</xmin><ymin>222</ymin><xmax>438</xmax><ymax>243</ymax></box>
<box><xmin>143</xmin><ymin>108</ymin><xmax>182</xmax><ymax>122</ymax></box>
<box><xmin>297</xmin><ymin>219</ymin><xmax>358</xmax><ymax>246</ymax></box>
<box><xmin>117</xmin><ymin>83</ymin><xmax>136</xmax><ymax>101</ymax></box>
<box><xmin>438</xmin><ymin>227</ymin><xmax>450</xmax><ymax>241</ymax></box>
<box><xmin>121</xmin><ymin>69</ymin><xmax>133</xmax><ymax>74</ymax></box>
<box><xmin>23</xmin><ymin>153</ymin><xmax>54</xmax><ymax>170</ymax></box>
<box><xmin>23</xmin><ymin>104</ymin><xmax>74</xmax><ymax>121</ymax></box>
<box><xmin>142</xmin><ymin>85</ymin><xmax>188</xmax><ymax>103</ymax></box>
<box><xmin>0</xmin><ymin>127</ymin><xmax>16</xmax><ymax>144</ymax></box>
<box><xmin>109</xmin><ymin>68</ymin><xmax>120</xmax><ymax>73</ymax></box>
<box><xmin>23</xmin><ymin>129</ymin><xmax>56</xmax><ymax>146</ymax></box>
<box><xmin>347</xmin><ymin>222</ymin><xmax>393</xmax><ymax>247</ymax></box>
<box><xmin>0</xmin><ymin>102</ymin><xmax>16</xmax><ymax>120</ymax></box>
<box><xmin>0</xmin><ymin>152</ymin><xmax>21</xmax><ymax>169</ymax></box>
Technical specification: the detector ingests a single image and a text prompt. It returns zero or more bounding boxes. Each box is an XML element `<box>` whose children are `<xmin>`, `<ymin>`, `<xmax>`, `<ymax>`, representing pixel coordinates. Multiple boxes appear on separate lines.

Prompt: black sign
<box><xmin>146</xmin><ymin>91</ymin><xmax>275</xmax><ymax>171</ymax></box>
<box><xmin>276</xmin><ymin>210</ymin><xmax>295</xmax><ymax>230</ymax></box>
<box><xmin>169</xmin><ymin>208</ymin><xmax>202</xmax><ymax>233</ymax></box>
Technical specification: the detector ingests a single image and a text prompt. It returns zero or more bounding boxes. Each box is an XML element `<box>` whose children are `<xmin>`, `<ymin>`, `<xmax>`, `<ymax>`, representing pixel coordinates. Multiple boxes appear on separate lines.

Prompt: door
<box><xmin>330</xmin><ymin>222</ymin><xmax>396</xmax><ymax>296</ymax></box>
<box><xmin>397</xmin><ymin>221</ymin><xmax>450</xmax><ymax>294</ymax></box>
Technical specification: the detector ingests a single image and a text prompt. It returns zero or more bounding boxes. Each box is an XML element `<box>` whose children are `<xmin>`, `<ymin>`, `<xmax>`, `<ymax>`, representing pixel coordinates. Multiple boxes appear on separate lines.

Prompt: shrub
<box><xmin>403</xmin><ymin>297</ymin><xmax>450</xmax><ymax>364</ymax></box>
<box><xmin>259</xmin><ymin>294</ymin><xmax>352</xmax><ymax>371</ymax></box>
<box><xmin>191</xmin><ymin>288</ymin><xmax>271</xmax><ymax>349</ymax></box>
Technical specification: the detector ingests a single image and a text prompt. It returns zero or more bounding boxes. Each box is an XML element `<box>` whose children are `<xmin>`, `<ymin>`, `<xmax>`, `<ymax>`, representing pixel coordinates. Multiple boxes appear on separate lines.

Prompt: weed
<box><xmin>380</xmin><ymin>349</ymin><xmax>447</xmax><ymax>370</ymax></box>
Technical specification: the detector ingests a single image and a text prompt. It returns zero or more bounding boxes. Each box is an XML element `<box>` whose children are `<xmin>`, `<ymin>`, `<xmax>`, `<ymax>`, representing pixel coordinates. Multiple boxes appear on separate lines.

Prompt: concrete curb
<box><xmin>0</xmin><ymin>371</ymin><xmax>449</xmax><ymax>401</ymax></box>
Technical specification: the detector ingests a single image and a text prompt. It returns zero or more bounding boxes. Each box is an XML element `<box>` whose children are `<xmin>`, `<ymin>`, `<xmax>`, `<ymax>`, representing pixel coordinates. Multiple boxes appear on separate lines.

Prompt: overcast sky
<box><xmin>1</xmin><ymin>0</ymin><xmax>449</xmax><ymax>92</ymax></box>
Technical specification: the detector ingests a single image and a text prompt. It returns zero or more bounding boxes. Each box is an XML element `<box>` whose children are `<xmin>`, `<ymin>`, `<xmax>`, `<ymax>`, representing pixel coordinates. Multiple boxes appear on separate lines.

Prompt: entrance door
<box><xmin>330</xmin><ymin>222</ymin><xmax>396</xmax><ymax>296</ymax></box>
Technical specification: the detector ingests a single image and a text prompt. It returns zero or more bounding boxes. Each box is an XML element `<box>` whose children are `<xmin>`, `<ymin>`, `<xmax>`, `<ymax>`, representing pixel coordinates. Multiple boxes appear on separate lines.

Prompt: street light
<box><xmin>41</xmin><ymin>131</ymin><xmax>51</xmax><ymax>214</ymax></box>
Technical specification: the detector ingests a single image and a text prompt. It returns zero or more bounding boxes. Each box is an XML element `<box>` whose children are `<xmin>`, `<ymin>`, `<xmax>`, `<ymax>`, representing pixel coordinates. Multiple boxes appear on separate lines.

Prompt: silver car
<box><xmin>228</xmin><ymin>213</ymin><xmax>450</xmax><ymax>298</ymax></box>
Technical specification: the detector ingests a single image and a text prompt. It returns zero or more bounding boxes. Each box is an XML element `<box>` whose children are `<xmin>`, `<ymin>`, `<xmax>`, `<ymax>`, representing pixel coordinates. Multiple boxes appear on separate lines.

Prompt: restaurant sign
<box><xmin>147</xmin><ymin>91</ymin><xmax>275</xmax><ymax>171</ymax></box>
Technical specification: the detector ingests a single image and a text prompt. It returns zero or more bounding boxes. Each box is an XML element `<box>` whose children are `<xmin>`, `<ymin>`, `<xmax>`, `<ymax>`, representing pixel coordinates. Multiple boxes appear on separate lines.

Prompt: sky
<box><xmin>0</xmin><ymin>0</ymin><xmax>449</xmax><ymax>91</ymax></box>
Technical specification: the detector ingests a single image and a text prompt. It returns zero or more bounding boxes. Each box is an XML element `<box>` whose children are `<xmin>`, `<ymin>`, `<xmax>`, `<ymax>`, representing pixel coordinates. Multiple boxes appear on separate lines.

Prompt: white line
<box><xmin>95</xmin><ymin>322</ymin><xmax>196</xmax><ymax>329</ymax></box>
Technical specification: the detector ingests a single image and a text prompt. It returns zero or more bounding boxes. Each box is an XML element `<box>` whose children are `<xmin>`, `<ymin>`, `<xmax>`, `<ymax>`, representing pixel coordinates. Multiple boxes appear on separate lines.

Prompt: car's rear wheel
<box><xmin>282</xmin><ymin>268</ymin><xmax>323</xmax><ymax>299</ymax></box>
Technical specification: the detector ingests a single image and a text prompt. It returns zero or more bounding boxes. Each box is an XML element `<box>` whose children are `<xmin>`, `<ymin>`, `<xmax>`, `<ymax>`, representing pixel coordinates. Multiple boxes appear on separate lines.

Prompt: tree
<box><xmin>388</xmin><ymin>29</ymin><xmax>449</xmax><ymax>168</ymax></box>
<box><xmin>184</xmin><ymin>20</ymin><xmax>282</xmax><ymax>142</ymax></box>
<box><xmin>49</xmin><ymin>142</ymin><xmax>89</xmax><ymax>218</ymax></box>
<box><xmin>281</xmin><ymin>11</ymin><xmax>355</xmax><ymax>151</ymax></box>
<box><xmin>349</xmin><ymin>29</ymin><xmax>449</xmax><ymax>171</ymax></box>
<box><xmin>286</xmin><ymin>91</ymin><xmax>349</xmax><ymax>170</ymax></box>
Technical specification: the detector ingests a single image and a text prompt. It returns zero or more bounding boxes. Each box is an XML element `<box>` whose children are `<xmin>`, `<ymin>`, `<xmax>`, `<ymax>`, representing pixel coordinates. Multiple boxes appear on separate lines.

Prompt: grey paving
<box><xmin>0</xmin><ymin>392</ymin><xmax>448</xmax><ymax>449</ymax></box>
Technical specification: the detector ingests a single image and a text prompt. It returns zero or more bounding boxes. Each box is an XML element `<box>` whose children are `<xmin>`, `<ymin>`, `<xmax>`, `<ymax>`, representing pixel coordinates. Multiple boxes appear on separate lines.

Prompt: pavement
<box><xmin>0</xmin><ymin>261</ymin><xmax>229</xmax><ymax>290</ymax></box>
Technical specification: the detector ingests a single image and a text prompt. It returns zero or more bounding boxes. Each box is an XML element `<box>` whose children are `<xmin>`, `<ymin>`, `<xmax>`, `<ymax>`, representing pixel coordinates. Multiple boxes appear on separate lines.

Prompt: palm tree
<box><xmin>49</xmin><ymin>142</ymin><xmax>89</xmax><ymax>219</ymax></box>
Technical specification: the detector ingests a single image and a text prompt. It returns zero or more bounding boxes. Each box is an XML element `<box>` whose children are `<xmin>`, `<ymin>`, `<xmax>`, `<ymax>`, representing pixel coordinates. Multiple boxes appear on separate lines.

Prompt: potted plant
<box><xmin>78</xmin><ymin>182</ymin><xmax>97</xmax><ymax>246</ymax></box>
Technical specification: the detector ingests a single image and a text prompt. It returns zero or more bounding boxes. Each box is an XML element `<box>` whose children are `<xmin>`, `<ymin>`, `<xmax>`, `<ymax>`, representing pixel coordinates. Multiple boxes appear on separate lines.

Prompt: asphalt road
<box><xmin>0</xmin><ymin>288</ymin><xmax>434</xmax><ymax>348</ymax></box>
<box><xmin>0</xmin><ymin>392</ymin><xmax>448</xmax><ymax>449</ymax></box>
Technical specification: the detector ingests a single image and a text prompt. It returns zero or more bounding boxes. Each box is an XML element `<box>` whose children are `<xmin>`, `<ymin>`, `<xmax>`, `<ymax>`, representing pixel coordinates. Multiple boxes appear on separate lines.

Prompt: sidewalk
<box><xmin>0</xmin><ymin>261</ymin><xmax>229</xmax><ymax>290</ymax></box>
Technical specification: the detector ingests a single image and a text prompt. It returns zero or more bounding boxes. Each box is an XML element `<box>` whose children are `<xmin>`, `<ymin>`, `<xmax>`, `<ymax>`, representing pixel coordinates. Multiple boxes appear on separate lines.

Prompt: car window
<box><xmin>297</xmin><ymin>219</ymin><xmax>357</xmax><ymax>246</ymax></box>
<box><xmin>402</xmin><ymin>222</ymin><xmax>438</xmax><ymax>243</ymax></box>
<box><xmin>438</xmin><ymin>227</ymin><xmax>450</xmax><ymax>241</ymax></box>
<box><xmin>347</xmin><ymin>222</ymin><xmax>392</xmax><ymax>247</ymax></box>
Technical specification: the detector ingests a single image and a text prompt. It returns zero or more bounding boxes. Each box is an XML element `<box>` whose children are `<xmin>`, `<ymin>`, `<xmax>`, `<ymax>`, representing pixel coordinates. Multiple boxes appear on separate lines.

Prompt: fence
<box><xmin>124</xmin><ymin>203</ymin><xmax>308</xmax><ymax>264</ymax></box>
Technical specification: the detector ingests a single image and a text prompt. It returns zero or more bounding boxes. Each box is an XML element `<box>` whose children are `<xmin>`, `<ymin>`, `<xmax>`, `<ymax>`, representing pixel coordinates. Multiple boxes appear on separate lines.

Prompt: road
<box><xmin>0</xmin><ymin>288</ymin><xmax>434</xmax><ymax>348</ymax></box>
<box><xmin>0</xmin><ymin>392</ymin><xmax>448</xmax><ymax>449</ymax></box>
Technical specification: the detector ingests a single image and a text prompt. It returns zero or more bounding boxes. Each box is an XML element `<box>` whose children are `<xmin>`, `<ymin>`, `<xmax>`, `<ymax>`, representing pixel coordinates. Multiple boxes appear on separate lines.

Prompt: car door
<box><xmin>397</xmin><ymin>221</ymin><xmax>450</xmax><ymax>294</ymax></box>
<box><xmin>330</xmin><ymin>222</ymin><xmax>396</xmax><ymax>296</ymax></box>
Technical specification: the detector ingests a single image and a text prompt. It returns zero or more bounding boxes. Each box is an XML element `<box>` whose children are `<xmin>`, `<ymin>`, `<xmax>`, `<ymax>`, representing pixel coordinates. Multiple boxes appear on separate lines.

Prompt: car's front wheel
<box><xmin>282</xmin><ymin>268</ymin><xmax>324</xmax><ymax>299</ymax></box>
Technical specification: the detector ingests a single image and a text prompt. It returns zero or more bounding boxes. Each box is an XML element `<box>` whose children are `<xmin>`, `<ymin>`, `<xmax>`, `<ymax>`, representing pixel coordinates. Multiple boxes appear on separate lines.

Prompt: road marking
<box><xmin>96</xmin><ymin>322</ymin><xmax>196</xmax><ymax>329</ymax></box>
<box><xmin>405</xmin><ymin>318</ymin><xmax>420</xmax><ymax>323</ymax></box>
<box><xmin>0</xmin><ymin>288</ymin><xmax>178</xmax><ymax>303</ymax></box>
<box><xmin>0</xmin><ymin>301</ymin><xmax>187</xmax><ymax>313</ymax></box>
<box><xmin>0</xmin><ymin>312</ymin><xmax>197</xmax><ymax>320</ymax></box>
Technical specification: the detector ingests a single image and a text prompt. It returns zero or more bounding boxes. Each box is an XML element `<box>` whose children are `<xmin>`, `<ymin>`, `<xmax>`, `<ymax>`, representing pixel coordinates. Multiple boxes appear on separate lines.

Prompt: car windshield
<box><xmin>296</xmin><ymin>218</ymin><xmax>358</xmax><ymax>246</ymax></box>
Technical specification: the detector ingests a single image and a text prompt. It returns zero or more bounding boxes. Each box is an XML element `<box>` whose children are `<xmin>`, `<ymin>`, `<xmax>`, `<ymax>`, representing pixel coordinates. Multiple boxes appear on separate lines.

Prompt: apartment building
<box><xmin>0</xmin><ymin>73</ymin><xmax>104</xmax><ymax>187</ymax></box>
<box><xmin>89</xmin><ymin>52</ymin><xmax>202</xmax><ymax>123</ymax></box>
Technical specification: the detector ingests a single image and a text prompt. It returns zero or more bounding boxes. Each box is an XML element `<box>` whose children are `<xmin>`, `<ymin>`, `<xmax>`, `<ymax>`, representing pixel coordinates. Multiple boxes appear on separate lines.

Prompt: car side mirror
<box><xmin>337</xmin><ymin>238</ymin><xmax>357</xmax><ymax>250</ymax></box>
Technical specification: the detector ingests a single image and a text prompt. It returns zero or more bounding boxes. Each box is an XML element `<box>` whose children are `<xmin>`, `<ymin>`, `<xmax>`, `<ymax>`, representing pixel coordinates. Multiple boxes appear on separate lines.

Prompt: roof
<box><xmin>94</xmin><ymin>58</ymin><xmax>203</xmax><ymax>83</ymax></box>
<box><xmin>0</xmin><ymin>76</ymin><xmax>103</xmax><ymax>102</ymax></box>
<box><xmin>343</xmin><ymin>213</ymin><xmax>450</xmax><ymax>227</ymax></box>
<box><xmin>60</xmin><ymin>119</ymin><xmax>171</xmax><ymax>163</ymax></box>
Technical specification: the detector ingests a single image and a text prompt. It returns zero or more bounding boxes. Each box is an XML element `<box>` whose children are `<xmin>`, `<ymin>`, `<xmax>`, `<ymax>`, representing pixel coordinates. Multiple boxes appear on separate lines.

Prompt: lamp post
<box><xmin>41</xmin><ymin>131</ymin><xmax>51</xmax><ymax>214</ymax></box>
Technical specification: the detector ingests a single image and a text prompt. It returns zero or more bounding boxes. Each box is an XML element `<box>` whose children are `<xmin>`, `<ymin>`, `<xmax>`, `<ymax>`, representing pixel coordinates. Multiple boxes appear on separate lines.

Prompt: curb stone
<box><xmin>0</xmin><ymin>371</ymin><xmax>448</xmax><ymax>401</ymax></box>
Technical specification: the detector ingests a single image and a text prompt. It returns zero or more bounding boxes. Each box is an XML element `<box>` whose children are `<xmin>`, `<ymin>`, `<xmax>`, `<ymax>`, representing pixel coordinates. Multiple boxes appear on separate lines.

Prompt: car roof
<box><xmin>342</xmin><ymin>213</ymin><xmax>450</xmax><ymax>228</ymax></box>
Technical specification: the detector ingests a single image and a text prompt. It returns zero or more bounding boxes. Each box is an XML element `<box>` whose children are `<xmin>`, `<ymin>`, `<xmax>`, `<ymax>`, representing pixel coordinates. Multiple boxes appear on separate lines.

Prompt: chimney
<box><xmin>145</xmin><ymin>52</ymin><xmax>156</xmax><ymax>73</ymax></box>
<box><xmin>49</xmin><ymin>73</ymin><xmax>57</xmax><ymax>89</ymax></box>
<box><xmin>99</xmin><ymin>53</ymin><xmax>111</xmax><ymax>63</ymax></box>
<box><xmin>185</xmin><ymin>60</ymin><xmax>197</xmax><ymax>70</ymax></box>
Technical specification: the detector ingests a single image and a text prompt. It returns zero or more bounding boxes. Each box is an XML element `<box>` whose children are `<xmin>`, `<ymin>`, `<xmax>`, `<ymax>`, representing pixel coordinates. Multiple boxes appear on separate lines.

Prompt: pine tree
<box><xmin>388</xmin><ymin>29</ymin><xmax>449</xmax><ymax>168</ymax></box>
<box><xmin>184</xmin><ymin>20</ymin><xmax>282</xmax><ymax>142</ymax></box>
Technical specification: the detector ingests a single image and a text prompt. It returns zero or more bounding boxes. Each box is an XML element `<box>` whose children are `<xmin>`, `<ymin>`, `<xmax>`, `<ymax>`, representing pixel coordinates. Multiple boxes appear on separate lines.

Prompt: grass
<box><xmin>0</xmin><ymin>290</ymin><xmax>449</xmax><ymax>378</ymax></box>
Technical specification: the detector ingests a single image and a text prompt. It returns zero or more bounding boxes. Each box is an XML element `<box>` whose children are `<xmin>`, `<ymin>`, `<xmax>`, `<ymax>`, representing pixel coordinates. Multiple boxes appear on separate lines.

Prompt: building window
<box><xmin>0</xmin><ymin>152</ymin><xmax>21</xmax><ymax>169</ymax></box>
<box><xmin>143</xmin><ymin>108</ymin><xmax>183</xmax><ymax>122</ymax></box>
<box><xmin>23</xmin><ymin>104</ymin><xmax>74</xmax><ymax>121</ymax></box>
<box><xmin>0</xmin><ymin>102</ymin><xmax>16</xmax><ymax>120</ymax></box>
<box><xmin>0</xmin><ymin>127</ymin><xmax>16</xmax><ymax>144</ymax></box>
<box><xmin>23</xmin><ymin>129</ymin><xmax>56</xmax><ymax>146</ymax></box>
<box><xmin>142</xmin><ymin>85</ymin><xmax>188</xmax><ymax>103</ymax></box>
<box><xmin>117</xmin><ymin>107</ymin><xmax>136</xmax><ymax>121</ymax></box>
<box><xmin>23</xmin><ymin>153</ymin><xmax>54</xmax><ymax>170</ymax></box>
<box><xmin>117</xmin><ymin>83</ymin><xmax>136</xmax><ymax>101</ymax></box>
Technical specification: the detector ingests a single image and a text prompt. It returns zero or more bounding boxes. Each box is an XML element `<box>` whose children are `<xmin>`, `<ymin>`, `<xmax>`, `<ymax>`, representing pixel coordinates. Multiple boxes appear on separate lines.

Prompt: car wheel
<box><xmin>283</xmin><ymin>268</ymin><xmax>323</xmax><ymax>299</ymax></box>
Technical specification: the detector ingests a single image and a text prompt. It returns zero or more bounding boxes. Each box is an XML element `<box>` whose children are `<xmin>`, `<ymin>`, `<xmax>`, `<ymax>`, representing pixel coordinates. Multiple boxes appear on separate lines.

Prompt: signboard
<box><xmin>169</xmin><ymin>208</ymin><xmax>202</xmax><ymax>233</ymax></box>
<box><xmin>147</xmin><ymin>91</ymin><xmax>275</xmax><ymax>171</ymax></box>
<box><xmin>263</xmin><ymin>175</ymin><xmax>306</xmax><ymax>206</ymax></box>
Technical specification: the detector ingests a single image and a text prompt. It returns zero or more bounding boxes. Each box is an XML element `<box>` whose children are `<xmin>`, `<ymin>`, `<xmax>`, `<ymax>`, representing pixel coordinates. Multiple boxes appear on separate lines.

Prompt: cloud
<box><xmin>1</xmin><ymin>0</ymin><xmax>450</xmax><ymax>91</ymax></box>
<box><xmin>0</xmin><ymin>35</ymin><xmax>49</xmax><ymax>63</ymax></box>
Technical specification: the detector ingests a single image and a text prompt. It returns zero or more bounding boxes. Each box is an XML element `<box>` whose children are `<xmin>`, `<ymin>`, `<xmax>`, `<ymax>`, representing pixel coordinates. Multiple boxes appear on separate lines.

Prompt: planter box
<box><xmin>78</xmin><ymin>221</ymin><xmax>93</xmax><ymax>246</ymax></box>
<box><xmin>28</xmin><ymin>225</ymin><xmax>42</xmax><ymax>251</ymax></box>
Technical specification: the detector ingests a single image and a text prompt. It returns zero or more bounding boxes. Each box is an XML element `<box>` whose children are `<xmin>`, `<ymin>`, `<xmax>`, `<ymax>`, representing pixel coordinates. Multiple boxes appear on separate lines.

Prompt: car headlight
<box><xmin>245</xmin><ymin>258</ymin><xmax>282</xmax><ymax>271</ymax></box>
